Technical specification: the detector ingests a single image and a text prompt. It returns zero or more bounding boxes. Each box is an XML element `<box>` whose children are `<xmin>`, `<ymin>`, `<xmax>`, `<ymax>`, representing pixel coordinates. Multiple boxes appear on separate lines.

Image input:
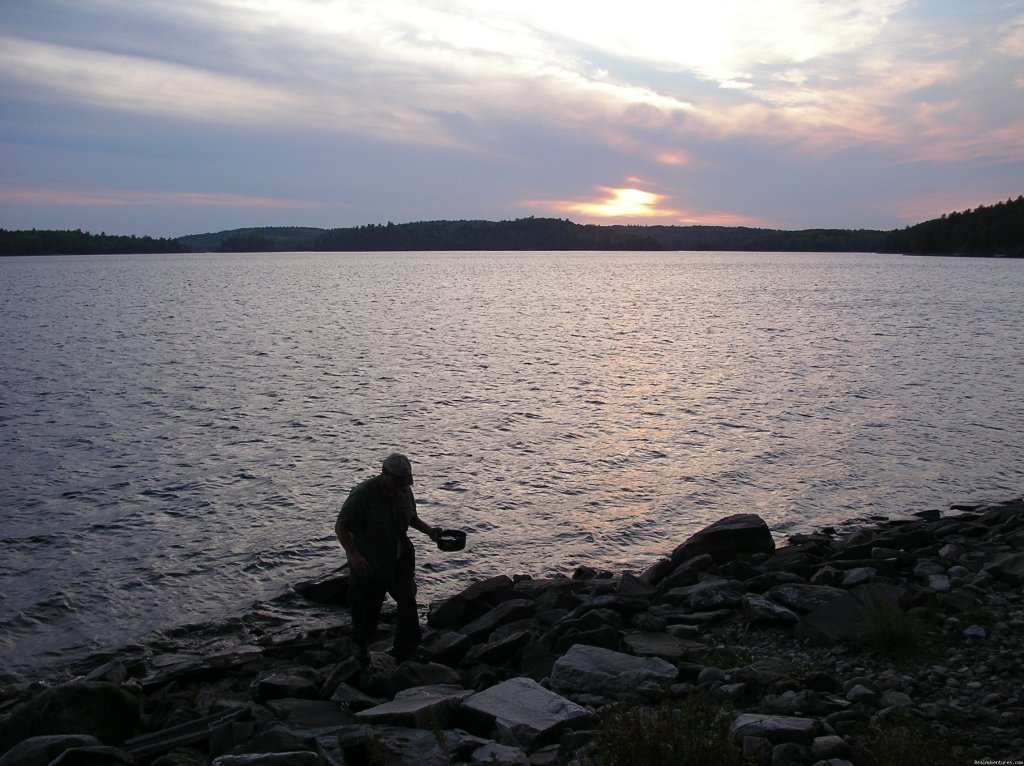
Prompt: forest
<box><xmin>2</xmin><ymin>195</ymin><xmax>1021</xmax><ymax>255</ymax></box>
<box><xmin>0</xmin><ymin>228</ymin><xmax>187</xmax><ymax>256</ymax></box>
<box><xmin>878</xmin><ymin>196</ymin><xmax>1024</xmax><ymax>257</ymax></box>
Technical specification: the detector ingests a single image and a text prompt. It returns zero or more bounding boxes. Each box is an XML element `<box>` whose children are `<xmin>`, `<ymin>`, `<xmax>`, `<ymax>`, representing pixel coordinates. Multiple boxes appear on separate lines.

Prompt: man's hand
<box><xmin>348</xmin><ymin>550</ymin><xmax>371</xmax><ymax>576</ymax></box>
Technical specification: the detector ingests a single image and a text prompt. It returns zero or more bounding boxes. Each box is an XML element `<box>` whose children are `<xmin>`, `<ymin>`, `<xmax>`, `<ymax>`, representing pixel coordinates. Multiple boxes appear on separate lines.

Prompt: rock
<box><xmin>229</xmin><ymin>723</ymin><xmax>314</xmax><ymax>756</ymax></box>
<box><xmin>250</xmin><ymin>671</ymin><xmax>321</xmax><ymax>702</ymax></box>
<box><xmin>263</xmin><ymin>699</ymin><xmax>352</xmax><ymax>730</ymax></box>
<box><xmin>328</xmin><ymin>682</ymin><xmax>382</xmax><ymax>712</ymax></box>
<box><xmin>811</xmin><ymin>734</ymin><xmax>852</xmax><ymax>760</ymax></box>
<box><xmin>670</xmin><ymin>514</ymin><xmax>775</xmax><ymax>565</ymax></box>
<box><xmin>927</xmin><ymin>574</ymin><xmax>951</xmax><ymax>593</ymax></box>
<box><xmin>766</xmin><ymin>584</ymin><xmax>846</xmax><ymax>613</ymax></box>
<box><xmin>662</xmin><ymin>579</ymin><xmax>742</xmax><ymax>610</ymax></box>
<box><xmin>48</xmin><ymin>745</ymin><xmax>137</xmax><ymax>766</ymax></box>
<box><xmin>794</xmin><ymin>584</ymin><xmax>901</xmax><ymax>644</ymax></box>
<box><xmin>458</xmin><ymin>677</ymin><xmax>590</xmax><ymax>749</ymax></box>
<box><xmin>620</xmin><ymin>632</ymin><xmax>688</xmax><ymax>661</ymax></box>
<box><xmin>984</xmin><ymin>552</ymin><xmax>1024</xmax><ymax>585</ymax></box>
<box><xmin>292</xmin><ymin>569</ymin><xmax>349</xmax><ymax>605</ymax></box>
<box><xmin>469</xmin><ymin>742</ymin><xmax>529</xmax><ymax>765</ymax></box>
<box><xmin>732</xmin><ymin>714</ymin><xmax>822</xmax><ymax>744</ymax></box>
<box><xmin>742</xmin><ymin>595</ymin><xmax>799</xmax><ymax>624</ymax></box>
<box><xmin>427</xmin><ymin>576</ymin><xmax>516</xmax><ymax>629</ymax></box>
<box><xmin>418</xmin><ymin>631</ymin><xmax>473</xmax><ymax>666</ymax></box>
<box><xmin>548</xmin><ymin>645</ymin><xmax>678</xmax><ymax>699</ymax></box>
<box><xmin>458</xmin><ymin>600</ymin><xmax>535</xmax><ymax>641</ymax></box>
<box><xmin>354</xmin><ymin>688</ymin><xmax>460</xmax><ymax>730</ymax></box>
<box><xmin>0</xmin><ymin>682</ymin><xmax>142</xmax><ymax>752</ymax></box>
<box><xmin>389</xmin><ymin>661</ymin><xmax>462</xmax><ymax>696</ymax></box>
<box><xmin>0</xmin><ymin>735</ymin><xmax>102</xmax><ymax>766</ymax></box>
<box><xmin>963</xmin><ymin>625</ymin><xmax>987</xmax><ymax>639</ymax></box>
<box><xmin>844</xmin><ymin>684</ymin><xmax>875</xmax><ymax>703</ymax></box>
<box><xmin>879</xmin><ymin>690</ymin><xmax>912</xmax><ymax>708</ymax></box>
<box><xmin>841</xmin><ymin>567</ymin><xmax>876</xmax><ymax>588</ymax></box>
<box><xmin>328</xmin><ymin>724</ymin><xmax>451</xmax><ymax>766</ymax></box>
<box><xmin>212</xmin><ymin>755</ymin><xmax>320</xmax><ymax>766</ymax></box>
<box><xmin>462</xmin><ymin>630</ymin><xmax>532</xmax><ymax>666</ymax></box>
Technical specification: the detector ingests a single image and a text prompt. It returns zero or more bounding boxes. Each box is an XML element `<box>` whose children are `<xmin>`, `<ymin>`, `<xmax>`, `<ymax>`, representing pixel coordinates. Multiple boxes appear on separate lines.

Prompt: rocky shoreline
<box><xmin>2</xmin><ymin>498</ymin><xmax>1023</xmax><ymax>766</ymax></box>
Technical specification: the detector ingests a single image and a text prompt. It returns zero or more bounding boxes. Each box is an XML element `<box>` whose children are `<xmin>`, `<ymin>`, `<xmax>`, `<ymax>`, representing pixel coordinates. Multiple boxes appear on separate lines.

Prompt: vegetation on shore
<box><xmin>2</xmin><ymin>194</ymin><xmax>1021</xmax><ymax>255</ymax></box>
<box><xmin>0</xmin><ymin>228</ymin><xmax>187</xmax><ymax>256</ymax></box>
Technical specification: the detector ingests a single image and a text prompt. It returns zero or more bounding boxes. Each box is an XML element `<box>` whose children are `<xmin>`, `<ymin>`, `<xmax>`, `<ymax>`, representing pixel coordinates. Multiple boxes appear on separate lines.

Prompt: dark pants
<box><xmin>348</xmin><ymin>546</ymin><xmax>421</xmax><ymax>657</ymax></box>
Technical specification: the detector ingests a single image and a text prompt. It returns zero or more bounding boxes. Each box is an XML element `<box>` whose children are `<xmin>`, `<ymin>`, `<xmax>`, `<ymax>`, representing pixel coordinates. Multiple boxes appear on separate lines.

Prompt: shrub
<box><xmin>579</xmin><ymin>694</ymin><xmax>740</xmax><ymax>766</ymax></box>
<box><xmin>855</xmin><ymin>712</ymin><xmax>957</xmax><ymax>766</ymax></box>
<box><xmin>857</xmin><ymin>591</ymin><xmax>926</xmax><ymax>658</ymax></box>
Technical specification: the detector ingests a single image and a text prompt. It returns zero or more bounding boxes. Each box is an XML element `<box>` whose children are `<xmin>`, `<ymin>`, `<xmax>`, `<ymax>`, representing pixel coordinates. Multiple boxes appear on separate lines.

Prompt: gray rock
<box><xmin>620</xmin><ymin>631</ymin><xmax>688</xmax><ymax>661</ymax></box>
<box><xmin>742</xmin><ymin>595</ymin><xmax>799</xmax><ymax>624</ymax></box>
<box><xmin>212</xmin><ymin>755</ymin><xmax>320</xmax><ymax>766</ymax></box>
<box><xmin>732</xmin><ymin>714</ymin><xmax>822</xmax><ymax>744</ymax></box>
<box><xmin>984</xmin><ymin>552</ymin><xmax>1024</xmax><ymax>585</ymax></box>
<box><xmin>0</xmin><ymin>735</ymin><xmax>102</xmax><ymax>766</ymax></box>
<box><xmin>264</xmin><ymin>699</ymin><xmax>352</xmax><ymax>730</ymax></box>
<box><xmin>844</xmin><ymin>684</ymin><xmax>875</xmax><ymax>703</ymax></box>
<box><xmin>793</xmin><ymin>584</ymin><xmax>901</xmax><ymax>644</ymax></box>
<box><xmin>766</xmin><ymin>584</ymin><xmax>846</xmax><ymax>613</ymax></box>
<box><xmin>662</xmin><ymin>579</ymin><xmax>742</xmax><ymax>610</ymax></box>
<box><xmin>354</xmin><ymin>689</ymin><xmax>456</xmax><ymax>730</ymax></box>
<box><xmin>0</xmin><ymin>682</ymin><xmax>141</xmax><ymax>752</ymax></box>
<box><xmin>670</xmin><ymin>514</ymin><xmax>775</xmax><ymax>565</ymax></box>
<box><xmin>427</xmin><ymin>575</ymin><xmax>516</xmax><ymax>629</ymax></box>
<box><xmin>418</xmin><ymin>631</ymin><xmax>473</xmax><ymax>665</ymax></box>
<box><xmin>48</xmin><ymin>745</ymin><xmax>137</xmax><ymax>766</ymax></box>
<box><xmin>548</xmin><ymin>644</ymin><xmax>678</xmax><ymax>699</ymax></box>
<box><xmin>469</xmin><ymin>743</ymin><xmax>529</xmax><ymax>765</ymax></box>
<box><xmin>811</xmin><ymin>734</ymin><xmax>852</xmax><ymax>760</ymax></box>
<box><xmin>879</xmin><ymin>690</ymin><xmax>912</xmax><ymax>708</ymax></box>
<box><xmin>459</xmin><ymin>677</ymin><xmax>590</xmax><ymax>749</ymax></box>
<box><xmin>927</xmin><ymin>574</ymin><xmax>951</xmax><ymax>593</ymax></box>
<box><xmin>841</xmin><ymin>567</ymin><xmax>876</xmax><ymax>588</ymax></box>
<box><xmin>459</xmin><ymin>599</ymin><xmax>535</xmax><ymax>641</ymax></box>
<box><xmin>328</xmin><ymin>682</ymin><xmax>382</xmax><ymax>711</ymax></box>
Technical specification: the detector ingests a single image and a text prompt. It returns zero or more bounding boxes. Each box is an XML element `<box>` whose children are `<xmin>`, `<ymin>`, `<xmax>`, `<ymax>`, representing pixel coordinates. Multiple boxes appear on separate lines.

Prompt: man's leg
<box><xmin>348</xmin><ymin>573</ymin><xmax>386</xmax><ymax>659</ymax></box>
<box><xmin>388</xmin><ymin>553</ymin><xmax>422</xmax><ymax>660</ymax></box>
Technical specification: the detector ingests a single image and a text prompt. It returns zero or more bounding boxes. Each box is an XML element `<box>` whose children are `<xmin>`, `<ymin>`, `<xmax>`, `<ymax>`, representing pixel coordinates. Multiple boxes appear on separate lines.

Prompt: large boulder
<box><xmin>548</xmin><ymin>644</ymin><xmax>678</xmax><ymax>700</ymax></box>
<box><xmin>0</xmin><ymin>683</ymin><xmax>141</xmax><ymax>753</ymax></box>
<box><xmin>458</xmin><ymin>677</ymin><xmax>590</xmax><ymax>749</ymax></box>
<box><xmin>670</xmin><ymin>514</ymin><xmax>775</xmax><ymax>565</ymax></box>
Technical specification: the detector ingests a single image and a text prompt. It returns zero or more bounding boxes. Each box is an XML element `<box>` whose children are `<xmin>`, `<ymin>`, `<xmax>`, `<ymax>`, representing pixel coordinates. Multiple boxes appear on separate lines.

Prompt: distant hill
<box><xmin>176</xmin><ymin>227</ymin><xmax>324</xmax><ymax>252</ymax></box>
<box><xmin>880</xmin><ymin>196</ymin><xmax>1024</xmax><ymax>257</ymax></box>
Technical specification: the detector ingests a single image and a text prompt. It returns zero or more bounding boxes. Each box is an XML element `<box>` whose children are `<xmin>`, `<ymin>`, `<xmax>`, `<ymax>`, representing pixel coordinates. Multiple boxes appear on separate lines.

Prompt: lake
<box><xmin>1</xmin><ymin>250</ymin><xmax>1021</xmax><ymax>679</ymax></box>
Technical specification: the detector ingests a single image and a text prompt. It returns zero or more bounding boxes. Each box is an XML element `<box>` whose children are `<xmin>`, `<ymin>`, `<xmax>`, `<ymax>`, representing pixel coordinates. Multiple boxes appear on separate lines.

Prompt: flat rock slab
<box><xmin>459</xmin><ymin>677</ymin><xmax>590</xmax><ymax>749</ymax></box>
<box><xmin>265</xmin><ymin>699</ymin><xmax>352</xmax><ymax>730</ymax></box>
<box><xmin>621</xmin><ymin>631</ymin><xmax>690</xmax><ymax>660</ymax></box>
<box><xmin>732</xmin><ymin>714</ymin><xmax>823</xmax><ymax>744</ymax></box>
<box><xmin>548</xmin><ymin>644</ymin><xmax>678</xmax><ymax>699</ymax></box>
<box><xmin>354</xmin><ymin>692</ymin><xmax>455</xmax><ymax>730</ymax></box>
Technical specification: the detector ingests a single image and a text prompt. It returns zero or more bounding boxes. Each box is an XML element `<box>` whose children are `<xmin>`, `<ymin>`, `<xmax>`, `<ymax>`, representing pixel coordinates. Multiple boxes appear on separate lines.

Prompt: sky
<box><xmin>1</xmin><ymin>0</ymin><xmax>1023</xmax><ymax>238</ymax></box>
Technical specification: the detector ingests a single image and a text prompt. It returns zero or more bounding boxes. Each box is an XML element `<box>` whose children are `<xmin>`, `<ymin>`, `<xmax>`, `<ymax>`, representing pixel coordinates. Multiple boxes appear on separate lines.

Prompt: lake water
<box><xmin>1</xmin><ymin>250</ymin><xmax>1022</xmax><ymax>680</ymax></box>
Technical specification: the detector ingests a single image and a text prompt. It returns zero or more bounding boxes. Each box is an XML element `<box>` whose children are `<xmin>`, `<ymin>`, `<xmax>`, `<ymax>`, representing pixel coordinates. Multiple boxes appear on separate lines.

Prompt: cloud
<box><xmin>0</xmin><ymin>186</ymin><xmax>323</xmax><ymax>209</ymax></box>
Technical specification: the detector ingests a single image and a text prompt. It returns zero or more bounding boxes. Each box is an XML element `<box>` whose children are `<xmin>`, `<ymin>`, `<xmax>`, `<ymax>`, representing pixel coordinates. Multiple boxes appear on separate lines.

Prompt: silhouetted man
<box><xmin>335</xmin><ymin>453</ymin><xmax>440</xmax><ymax>661</ymax></box>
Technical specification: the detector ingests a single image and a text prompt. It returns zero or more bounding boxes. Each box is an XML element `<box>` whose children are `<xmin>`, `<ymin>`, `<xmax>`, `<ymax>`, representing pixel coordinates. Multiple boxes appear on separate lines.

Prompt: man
<box><xmin>335</xmin><ymin>453</ymin><xmax>440</xmax><ymax>662</ymax></box>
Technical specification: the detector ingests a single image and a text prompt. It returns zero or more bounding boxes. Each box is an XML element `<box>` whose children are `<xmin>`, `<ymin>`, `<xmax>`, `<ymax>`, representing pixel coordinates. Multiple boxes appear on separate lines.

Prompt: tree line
<box><xmin>0</xmin><ymin>229</ymin><xmax>187</xmax><ymax>256</ymax></box>
<box><xmin>2</xmin><ymin>195</ymin><xmax>1021</xmax><ymax>255</ymax></box>
<box><xmin>879</xmin><ymin>196</ymin><xmax>1024</xmax><ymax>257</ymax></box>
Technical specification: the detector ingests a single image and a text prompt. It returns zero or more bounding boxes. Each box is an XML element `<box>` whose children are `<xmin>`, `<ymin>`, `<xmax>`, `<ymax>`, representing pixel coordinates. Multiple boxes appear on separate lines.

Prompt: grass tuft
<box><xmin>579</xmin><ymin>693</ymin><xmax>740</xmax><ymax>766</ymax></box>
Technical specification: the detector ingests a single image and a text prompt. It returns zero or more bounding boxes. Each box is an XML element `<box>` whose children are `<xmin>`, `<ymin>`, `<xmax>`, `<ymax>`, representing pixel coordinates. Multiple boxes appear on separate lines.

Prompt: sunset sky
<box><xmin>2</xmin><ymin>0</ymin><xmax>1022</xmax><ymax>237</ymax></box>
